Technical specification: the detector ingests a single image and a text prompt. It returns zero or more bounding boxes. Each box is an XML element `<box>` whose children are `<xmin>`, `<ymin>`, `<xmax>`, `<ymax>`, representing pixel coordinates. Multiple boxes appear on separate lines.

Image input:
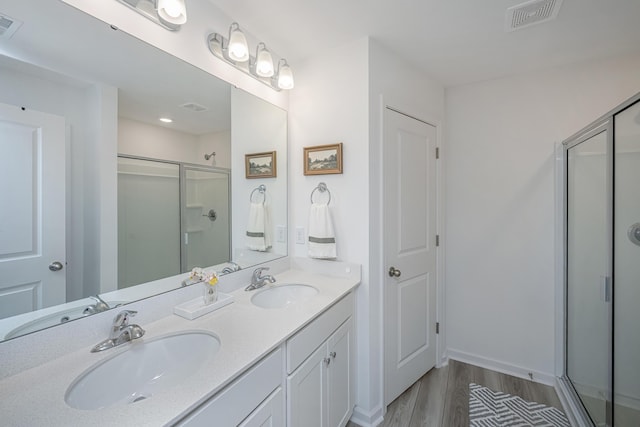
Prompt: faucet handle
<box><xmin>253</xmin><ymin>267</ymin><xmax>269</xmax><ymax>277</ymax></box>
<box><xmin>113</xmin><ymin>310</ymin><xmax>137</xmax><ymax>326</ymax></box>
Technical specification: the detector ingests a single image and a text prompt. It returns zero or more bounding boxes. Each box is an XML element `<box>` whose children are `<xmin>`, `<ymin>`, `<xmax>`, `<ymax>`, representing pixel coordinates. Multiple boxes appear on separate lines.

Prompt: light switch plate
<box><xmin>295</xmin><ymin>227</ymin><xmax>305</xmax><ymax>245</ymax></box>
<box><xmin>276</xmin><ymin>225</ymin><xmax>286</xmax><ymax>243</ymax></box>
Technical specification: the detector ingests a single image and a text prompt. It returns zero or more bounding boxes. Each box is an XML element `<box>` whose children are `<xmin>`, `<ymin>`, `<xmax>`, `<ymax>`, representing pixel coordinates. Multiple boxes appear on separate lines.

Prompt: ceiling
<box><xmin>206</xmin><ymin>0</ymin><xmax>640</xmax><ymax>87</ymax></box>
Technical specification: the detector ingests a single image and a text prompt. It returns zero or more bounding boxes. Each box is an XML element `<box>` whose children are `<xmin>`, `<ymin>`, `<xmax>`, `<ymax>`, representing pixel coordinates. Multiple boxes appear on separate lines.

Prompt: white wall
<box><xmin>118</xmin><ymin>118</ymin><xmax>231</xmax><ymax>168</ymax></box>
<box><xmin>289</xmin><ymin>36</ymin><xmax>371</xmax><ymax>420</ymax></box>
<box><xmin>118</xmin><ymin>118</ymin><xmax>200</xmax><ymax>163</ymax></box>
<box><xmin>231</xmin><ymin>88</ymin><xmax>288</xmax><ymax>264</ymax></box>
<box><xmin>445</xmin><ymin>53</ymin><xmax>640</xmax><ymax>381</ymax></box>
<box><xmin>289</xmin><ymin>37</ymin><xmax>446</xmax><ymax>425</ymax></box>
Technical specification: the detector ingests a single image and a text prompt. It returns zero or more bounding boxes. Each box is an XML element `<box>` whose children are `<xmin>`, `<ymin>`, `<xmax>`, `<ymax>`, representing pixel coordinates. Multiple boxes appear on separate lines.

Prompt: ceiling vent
<box><xmin>0</xmin><ymin>13</ymin><xmax>22</xmax><ymax>39</ymax></box>
<box><xmin>180</xmin><ymin>102</ymin><xmax>208</xmax><ymax>112</ymax></box>
<box><xmin>505</xmin><ymin>0</ymin><xmax>563</xmax><ymax>32</ymax></box>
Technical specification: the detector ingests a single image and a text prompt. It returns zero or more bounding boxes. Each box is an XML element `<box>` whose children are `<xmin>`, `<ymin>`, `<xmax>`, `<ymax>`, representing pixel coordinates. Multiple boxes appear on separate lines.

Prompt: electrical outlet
<box><xmin>295</xmin><ymin>227</ymin><xmax>306</xmax><ymax>245</ymax></box>
<box><xmin>276</xmin><ymin>225</ymin><xmax>286</xmax><ymax>243</ymax></box>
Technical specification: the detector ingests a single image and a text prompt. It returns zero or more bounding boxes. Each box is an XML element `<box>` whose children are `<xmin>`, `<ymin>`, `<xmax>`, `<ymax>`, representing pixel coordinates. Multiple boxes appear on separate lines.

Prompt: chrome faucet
<box><xmin>82</xmin><ymin>295</ymin><xmax>110</xmax><ymax>315</ymax></box>
<box><xmin>245</xmin><ymin>267</ymin><xmax>276</xmax><ymax>291</ymax></box>
<box><xmin>91</xmin><ymin>310</ymin><xmax>145</xmax><ymax>353</ymax></box>
<box><xmin>221</xmin><ymin>261</ymin><xmax>241</xmax><ymax>275</ymax></box>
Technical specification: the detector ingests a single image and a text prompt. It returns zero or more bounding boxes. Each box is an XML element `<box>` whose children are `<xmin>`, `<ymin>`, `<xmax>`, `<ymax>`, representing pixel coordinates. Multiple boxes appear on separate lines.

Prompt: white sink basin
<box><xmin>65</xmin><ymin>331</ymin><xmax>220</xmax><ymax>410</ymax></box>
<box><xmin>251</xmin><ymin>284</ymin><xmax>319</xmax><ymax>309</ymax></box>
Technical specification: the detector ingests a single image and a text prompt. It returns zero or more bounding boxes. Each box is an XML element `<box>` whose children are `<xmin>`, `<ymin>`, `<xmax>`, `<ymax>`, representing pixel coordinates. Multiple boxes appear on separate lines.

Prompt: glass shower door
<box><xmin>613</xmin><ymin>100</ymin><xmax>640</xmax><ymax>426</ymax></box>
<box><xmin>117</xmin><ymin>157</ymin><xmax>181</xmax><ymax>288</ymax></box>
<box><xmin>566</xmin><ymin>126</ymin><xmax>611</xmax><ymax>426</ymax></box>
<box><xmin>182</xmin><ymin>167</ymin><xmax>231</xmax><ymax>272</ymax></box>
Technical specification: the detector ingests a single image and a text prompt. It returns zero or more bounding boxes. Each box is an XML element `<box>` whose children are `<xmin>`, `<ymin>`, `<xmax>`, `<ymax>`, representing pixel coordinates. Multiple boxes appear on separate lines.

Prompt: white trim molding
<box><xmin>447</xmin><ymin>348</ymin><xmax>556</xmax><ymax>386</ymax></box>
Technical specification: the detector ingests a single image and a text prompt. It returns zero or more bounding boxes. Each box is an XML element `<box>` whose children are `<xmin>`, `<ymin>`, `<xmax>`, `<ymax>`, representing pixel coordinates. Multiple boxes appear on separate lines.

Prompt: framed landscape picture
<box><xmin>303</xmin><ymin>143</ymin><xmax>343</xmax><ymax>175</ymax></box>
<box><xmin>245</xmin><ymin>151</ymin><xmax>277</xmax><ymax>178</ymax></box>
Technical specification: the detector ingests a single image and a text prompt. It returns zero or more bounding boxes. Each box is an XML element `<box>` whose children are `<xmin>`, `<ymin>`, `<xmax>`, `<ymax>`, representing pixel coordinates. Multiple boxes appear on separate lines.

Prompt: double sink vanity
<box><xmin>0</xmin><ymin>259</ymin><xmax>360</xmax><ymax>426</ymax></box>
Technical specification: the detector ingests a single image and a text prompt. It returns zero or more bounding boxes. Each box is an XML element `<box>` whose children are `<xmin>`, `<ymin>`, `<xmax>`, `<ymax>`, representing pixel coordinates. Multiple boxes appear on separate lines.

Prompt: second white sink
<box><xmin>251</xmin><ymin>284</ymin><xmax>319</xmax><ymax>309</ymax></box>
<box><xmin>65</xmin><ymin>330</ymin><xmax>220</xmax><ymax>410</ymax></box>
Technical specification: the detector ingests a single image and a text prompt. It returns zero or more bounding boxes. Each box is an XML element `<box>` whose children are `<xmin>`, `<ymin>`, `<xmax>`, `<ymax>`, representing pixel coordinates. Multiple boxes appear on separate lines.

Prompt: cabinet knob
<box><xmin>324</xmin><ymin>357</ymin><xmax>331</xmax><ymax>367</ymax></box>
<box><xmin>330</xmin><ymin>351</ymin><xmax>337</xmax><ymax>359</ymax></box>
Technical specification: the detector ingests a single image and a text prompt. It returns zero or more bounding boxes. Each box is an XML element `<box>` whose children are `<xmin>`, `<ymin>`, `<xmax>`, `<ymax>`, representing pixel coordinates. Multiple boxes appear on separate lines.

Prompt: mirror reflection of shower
<box><xmin>117</xmin><ymin>156</ymin><xmax>230</xmax><ymax>289</ymax></box>
<box><xmin>204</xmin><ymin>151</ymin><xmax>216</xmax><ymax>165</ymax></box>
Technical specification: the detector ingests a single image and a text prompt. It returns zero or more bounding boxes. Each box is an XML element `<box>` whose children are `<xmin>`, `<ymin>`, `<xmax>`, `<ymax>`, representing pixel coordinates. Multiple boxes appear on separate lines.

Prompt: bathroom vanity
<box><xmin>0</xmin><ymin>260</ymin><xmax>360</xmax><ymax>426</ymax></box>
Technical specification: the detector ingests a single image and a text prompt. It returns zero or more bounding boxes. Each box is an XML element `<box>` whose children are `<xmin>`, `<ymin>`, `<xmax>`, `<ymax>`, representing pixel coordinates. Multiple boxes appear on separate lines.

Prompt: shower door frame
<box><xmin>562</xmin><ymin>118</ymin><xmax>613</xmax><ymax>427</ymax></box>
<box><xmin>117</xmin><ymin>154</ymin><xmax>232</xmax><ymax>276</ymax></box>
<box><xmin>560</xmin><ymin>91</ymin><xmax>640</xmax><ymax>427</ymax></box>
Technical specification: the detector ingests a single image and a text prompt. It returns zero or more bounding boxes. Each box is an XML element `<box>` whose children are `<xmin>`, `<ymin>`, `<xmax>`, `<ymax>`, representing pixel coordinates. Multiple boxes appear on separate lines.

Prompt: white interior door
<box><xmin>0</xmin><ymin>102</ymin><xmax>66</xmax><ymax>319</ymax></box>
<box><xmin>383</xmin><ymin>108</ymin><xmax>437</xmax><ymax>406</ymax></box>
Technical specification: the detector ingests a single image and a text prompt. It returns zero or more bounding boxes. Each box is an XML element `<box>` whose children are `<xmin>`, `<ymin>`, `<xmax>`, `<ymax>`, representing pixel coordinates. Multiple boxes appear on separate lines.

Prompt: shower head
<box><xmin>204</xmin><ymin>151</ymin><xmax>216</xmax><ymax>160</ymax></box>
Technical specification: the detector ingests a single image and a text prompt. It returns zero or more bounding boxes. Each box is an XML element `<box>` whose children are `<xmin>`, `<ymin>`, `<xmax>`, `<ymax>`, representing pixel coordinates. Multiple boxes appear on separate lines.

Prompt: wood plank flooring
<box><xmin>348</xmin><ymin>360</ymin><xmax>564</xmax><ymax>427</ymax></box>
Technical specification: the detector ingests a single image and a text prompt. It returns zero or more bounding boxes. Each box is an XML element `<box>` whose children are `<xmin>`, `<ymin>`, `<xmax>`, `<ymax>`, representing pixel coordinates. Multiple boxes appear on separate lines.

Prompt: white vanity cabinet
<box><xmin>286</xmin><ymin>293</ymin><xmax>355</xmax><ymax>427</ymax></box>
<box><xmin>175</xmin><ymin>348</ymin><xmax>283</xmax><ymax>427</ymax></box>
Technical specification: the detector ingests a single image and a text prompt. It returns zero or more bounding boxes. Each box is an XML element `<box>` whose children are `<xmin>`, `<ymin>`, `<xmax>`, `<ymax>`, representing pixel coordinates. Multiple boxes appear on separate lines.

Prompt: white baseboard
<box><xmin>446</xmin><ymin>348</ymin><xmax>556</xmax><ymax>386</ymax></box>
<box><xmin>350</xmin><ymin>404</ymin><xmax>384</xmax><ymax>427</ymax></box>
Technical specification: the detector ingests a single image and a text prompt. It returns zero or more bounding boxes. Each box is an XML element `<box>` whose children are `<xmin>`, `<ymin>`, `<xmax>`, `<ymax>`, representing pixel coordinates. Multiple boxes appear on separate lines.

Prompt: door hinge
<box><xmin>435</xmin><ymin>147</ymin><xmax>440</xmax><ymax>159</ymax></box>
<box><xmin>436</xmin><ymin>322</ymin><xmax>440</xmax><ymax>334</ymax></box>
<box><xmin>436</xmin><ymin>235</ymin><xmax>440</xmax><ymax>247</ymax></box>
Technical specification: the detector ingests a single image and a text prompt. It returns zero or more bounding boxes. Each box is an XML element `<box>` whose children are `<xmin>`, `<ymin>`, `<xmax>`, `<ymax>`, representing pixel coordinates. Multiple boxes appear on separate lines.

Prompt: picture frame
<box><xmin>245</xmin><ymin>151</ymin><xmax>277</xmax><ymax>179</ymax></box>
<box><xmin>303</xmin><ymin>143</ymin><xmax>343</xmax><ymax>175</ymax></box>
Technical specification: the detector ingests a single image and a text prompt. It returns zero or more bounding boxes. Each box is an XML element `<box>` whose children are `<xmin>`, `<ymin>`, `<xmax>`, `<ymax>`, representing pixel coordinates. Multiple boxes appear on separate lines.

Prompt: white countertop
<box><xmin>0</xmin><ymin>267</ymin><xmax>360</xmax><ymax>426</ymax></box>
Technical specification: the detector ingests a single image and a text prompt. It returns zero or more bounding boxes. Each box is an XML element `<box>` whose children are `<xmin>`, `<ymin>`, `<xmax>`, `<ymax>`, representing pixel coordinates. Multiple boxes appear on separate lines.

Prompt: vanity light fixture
<box><xmin>207</xmin><ymin>23</ymin><xmax>294</xmax><ymax>91</ymax></box>
<box><xmin>227</xmin><ymin>22</ymin><xmax>249</xmax><ymax>62</ymax></box>
<box><xmin>159</xmin><ymin>117</ymin><xmax>173</xmax><ymax>123</ymax></box>
<box><xmin>254</xmin><ymin>43</ymin><xmax>274</xmax><ymax>78</ymax></box>
<box><xmin>157</xmin><ymin>0</ymin><xmax>187</xmax><ymax>25</ymax></box>
<box><xmin>115</xmin><ymin>0</ymin><xmax>187</xmax><ymax>31</ymax></box>
<box><xmin>276</xmin><ymin>59</ymin><xmax>294</xmax><ymax>90</ymax></box>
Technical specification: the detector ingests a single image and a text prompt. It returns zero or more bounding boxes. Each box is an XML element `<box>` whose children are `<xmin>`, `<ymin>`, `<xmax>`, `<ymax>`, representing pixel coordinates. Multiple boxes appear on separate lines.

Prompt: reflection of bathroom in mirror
<box><xmin>0</xmin><ymin>0</ymin><xmax>287</xmax><ymax>342</ymax></box>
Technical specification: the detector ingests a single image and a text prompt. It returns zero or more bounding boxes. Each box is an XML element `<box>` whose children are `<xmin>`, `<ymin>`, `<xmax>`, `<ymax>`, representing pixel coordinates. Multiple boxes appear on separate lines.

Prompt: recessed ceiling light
<box><xmin>159</xmin><ymin>117</ymin><xmax>173</xmax><ymax>123</ymax></box>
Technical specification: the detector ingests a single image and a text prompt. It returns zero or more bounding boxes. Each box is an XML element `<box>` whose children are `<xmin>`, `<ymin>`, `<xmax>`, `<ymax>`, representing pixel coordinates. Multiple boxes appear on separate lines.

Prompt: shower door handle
<box><xmin>601</xmin><ymin>276</ymin><xmax>611</xmax><ymax>303</ymax></box>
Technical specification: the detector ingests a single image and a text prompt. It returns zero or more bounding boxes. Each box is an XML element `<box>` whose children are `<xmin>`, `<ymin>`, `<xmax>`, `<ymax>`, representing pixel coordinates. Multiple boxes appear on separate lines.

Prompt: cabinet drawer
<box><xmin>286</xmin><ymin>292</ymin><xmax>353</xmax><ymax>374</ymax></box>
<box><xmin>176</xmin><ymin>347</ymin><xmax>282</xmax><ymax>427</ymax></box>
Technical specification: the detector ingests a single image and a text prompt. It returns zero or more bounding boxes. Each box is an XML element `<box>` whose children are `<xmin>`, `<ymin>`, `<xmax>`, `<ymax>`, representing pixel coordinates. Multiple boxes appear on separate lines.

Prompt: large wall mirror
<box><xmin>0</xmin><ymin>0</ymin><xmax>287</xmax><ymax>342</ymax></box>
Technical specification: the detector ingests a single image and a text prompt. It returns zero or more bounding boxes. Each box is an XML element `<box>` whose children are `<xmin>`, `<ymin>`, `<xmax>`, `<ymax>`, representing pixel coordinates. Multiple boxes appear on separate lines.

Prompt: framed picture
<box><xmin>304</xmin><ymin>143</ymin><xmax>343</xmax><ymax>175</ymax></box>
<box><xmin>245</xmin><ymin>151</ymin><xmax>277</xmax><ymax>179</ymax></box>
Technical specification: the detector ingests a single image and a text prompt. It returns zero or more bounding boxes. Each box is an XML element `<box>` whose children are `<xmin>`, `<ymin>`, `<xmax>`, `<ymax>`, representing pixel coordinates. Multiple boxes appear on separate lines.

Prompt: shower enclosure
<box><xmin>117</xmin><ymin>156</ymin><xmax>230</xmax><ymax>288</ymax></box>
<box><xmin>563</xmin><ymin>93</ymin><xmax>640</xmax><ymax>426</ymax></box>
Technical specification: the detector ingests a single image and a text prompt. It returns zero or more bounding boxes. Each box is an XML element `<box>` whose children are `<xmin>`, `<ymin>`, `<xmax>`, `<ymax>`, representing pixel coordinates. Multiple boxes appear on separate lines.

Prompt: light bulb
<box><xmin>157</xmin><ymin>0</ymin><xmax>187</xmax><ymax>25</ymax></box>
<box><xmin>277</xmin><ymin>61</ymin><xmax>294</xmax><ymax>90</ymax></box>
<box><xmin>228</xmin><ymin>23</ymin><xmax>249</xmax><ymax>62</ymax></box>
<box><xmin>255</xmin><ymin>44</ymin><xmax>274</xmax><ymax>77</ymax></box>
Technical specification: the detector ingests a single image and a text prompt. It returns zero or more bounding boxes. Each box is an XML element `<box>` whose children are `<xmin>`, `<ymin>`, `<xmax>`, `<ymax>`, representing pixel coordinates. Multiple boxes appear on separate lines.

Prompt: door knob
<box><xmin>388</xmin><ymin>266</ymin><xmax>401</xmax><ymax>278</ymax></box>
<box><xmin>49</xmin><ymin>261</ymin><xmax>64</xmax><ymax>272</ymax></box>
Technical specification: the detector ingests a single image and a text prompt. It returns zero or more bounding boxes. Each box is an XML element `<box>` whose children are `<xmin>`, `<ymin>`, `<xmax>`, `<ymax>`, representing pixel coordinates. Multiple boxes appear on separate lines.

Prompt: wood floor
<box><xmin>348</xmin><ymin>360</ymin><xmax>564</xmax><ymax>427</ymax></box>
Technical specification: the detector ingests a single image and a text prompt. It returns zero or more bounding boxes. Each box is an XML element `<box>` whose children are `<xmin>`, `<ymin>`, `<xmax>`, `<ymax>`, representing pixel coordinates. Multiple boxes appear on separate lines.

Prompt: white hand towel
<box><xmin>246</xmin><ymin>202</ymin><xmax>271</xmax><ymax>251</ymax></box>
<box><xmin>308</xmin><ymin>203</ymin><xmax>336</xmax><ymax>259</ymax></box>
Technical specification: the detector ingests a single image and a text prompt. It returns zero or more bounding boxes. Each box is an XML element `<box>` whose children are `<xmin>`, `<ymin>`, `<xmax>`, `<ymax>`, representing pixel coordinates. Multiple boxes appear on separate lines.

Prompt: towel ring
<box><xmin>250</xmin><ymin>184</ymin><xmax>266</xmax><ymax>204</ymax></box>
<box><xmin>310</xmin><ymin>182</ymin><xmax>331</xmax><ymax>205</ymax></box>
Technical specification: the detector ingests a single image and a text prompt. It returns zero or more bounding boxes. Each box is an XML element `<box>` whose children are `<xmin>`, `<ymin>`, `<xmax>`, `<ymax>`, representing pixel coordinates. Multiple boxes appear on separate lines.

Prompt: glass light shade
<box><xmin>255</xmin><ymin>47</ymin><xmax>274</xmax><ymax>77</ymax></box>
<box><xmin>277</xmin><ymin>63</ymin><xmax>294</xmax><ymax>90</ymax></box>
<box><xmin>228</xmin><ymin>25</ymin><xmax>249</xmax><ymax>62</ymax></box>
<box><xmin>157</xmin><ymin>0</ymin><xmax>187</xmax><ymax>25</ymax></box>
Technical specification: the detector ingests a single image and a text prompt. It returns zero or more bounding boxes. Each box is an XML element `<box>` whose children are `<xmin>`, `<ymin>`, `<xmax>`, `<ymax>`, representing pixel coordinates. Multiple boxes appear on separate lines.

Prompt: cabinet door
<box><xmin>239</xmin><ymin>387</ymin><xmax>284</xmax><ymax>427</ymax></box>
<box><xmin>287</xmin><ymin>344</ymin><xmax>327</xmax><ymax>427</ymax></box>
<box><xmin>326</xmin><ymin>319</ymin><xmax>354</xmax><ymax>427</ymax></box>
